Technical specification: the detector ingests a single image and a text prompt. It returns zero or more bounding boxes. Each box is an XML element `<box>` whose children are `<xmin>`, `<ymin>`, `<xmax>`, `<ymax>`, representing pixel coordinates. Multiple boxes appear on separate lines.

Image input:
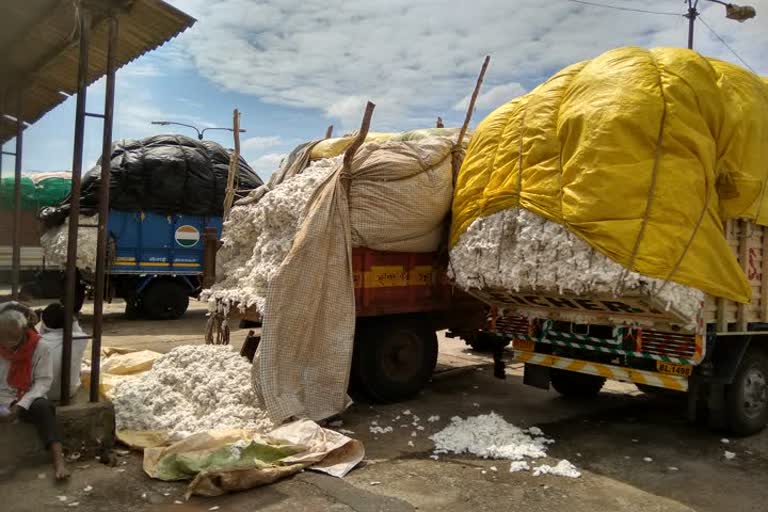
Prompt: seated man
<box><xmin>38</xmin><ymin>303</ymin><xmax>89</xmax><ymax>401</ymax></box>
<box><xmin>0</xmin><ymin>303</ymin><xmax>69</xmax><ymax>480</ymax></box>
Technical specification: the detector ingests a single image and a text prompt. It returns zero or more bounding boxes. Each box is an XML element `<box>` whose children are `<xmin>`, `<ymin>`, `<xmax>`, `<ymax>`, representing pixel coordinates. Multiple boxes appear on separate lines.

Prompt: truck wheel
<box><xmin>141</xmin><ymin>280</ymin><xmax>189</xmax><ymax>320</ymax></box>
<box><xmin>725</xmin><ymin>349</ymin><xmax>768</xmax><ymax>436</ymax></box>
<box><xmin>550</xmin><ymin>369</ymin><xmax>605</xmax><ymax>398</ymax></box>
<box><xmin>124</xmin><ymin>298</ymin><xmax>144</xmax><ymax>320</ymax></box>
<box><xmin>352</xmin><ymin>315</ymin><xmax>438</xmax><ymax>403</ymax></box>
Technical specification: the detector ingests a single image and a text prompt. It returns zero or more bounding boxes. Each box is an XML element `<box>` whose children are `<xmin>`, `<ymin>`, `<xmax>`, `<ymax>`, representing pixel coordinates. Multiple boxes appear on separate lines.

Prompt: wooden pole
<box><xmin>11</xmin><ymin>94</ymin><xmax>23</xmax><ymax>299</ymax></box>
<box><xmin>453</xmin><ymin>56</ymin><xmax>490</xmax><ymax>182</ymax></box>
<box><xmin>325</xmin><ymin>125</ymin><xmax>334</xmax><ymax>139</ymax></box>
<box><xmin>223</xmin><ymin>109</ymin><xmax>241</xmax><ymax>219</ymax></box>
<box><xmin>343</xmin><ymin>102</ymin><xmax>375</xmax><ymax>172</ymax></box>
<box><xmin>457</xmin><ymin>56</ymin><xmax>490</xmax><ymax>148</ymax></box>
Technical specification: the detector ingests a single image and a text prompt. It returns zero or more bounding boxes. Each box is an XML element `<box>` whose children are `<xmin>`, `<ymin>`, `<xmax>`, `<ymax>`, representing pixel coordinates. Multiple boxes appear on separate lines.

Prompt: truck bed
<box><xmin>704</xmin><ymin>220</ymin><xmax>768</xmax><ymax>332</ymax></box>
<box><xmin>108</xmin><ymin>210</ymin><xmax>222</xmax><ymax>276</ymax></box>
<box><xmin>242</xmin><ymin>247</ymin><xmax>484</xmax><ymax>329</ymax></box>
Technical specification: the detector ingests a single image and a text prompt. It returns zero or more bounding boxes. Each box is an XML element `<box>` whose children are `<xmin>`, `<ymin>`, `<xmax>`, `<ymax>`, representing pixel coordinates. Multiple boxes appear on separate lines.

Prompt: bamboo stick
<box><xmin>223</xmin><ymin>109</ymin><xmax>241</xmax><ymax>219</ymax></box>
<box><xmin>453</xmin><ymin>56</ymin><xmax>490</xmax><ymax>182</ymax></box>
<box><xmin>343</xmin><ymin>102</ymin><xmax>375</xmax><ymax>172</ymax></box>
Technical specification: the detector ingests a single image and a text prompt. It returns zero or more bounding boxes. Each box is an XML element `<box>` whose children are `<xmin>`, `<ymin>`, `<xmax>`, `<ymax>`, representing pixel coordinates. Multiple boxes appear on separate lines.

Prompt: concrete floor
<box><xmin>2</xmin><ymin>298</ymin><xmax>768</xmax><ymax>511</ymax></box>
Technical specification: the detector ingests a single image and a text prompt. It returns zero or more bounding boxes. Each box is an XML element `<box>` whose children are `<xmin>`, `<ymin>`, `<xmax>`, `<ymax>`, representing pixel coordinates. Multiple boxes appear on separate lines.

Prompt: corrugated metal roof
<box><xmin>0</xmin><ymin>0</ymin><xmax>195</xmax><ymax>143</ymax></box>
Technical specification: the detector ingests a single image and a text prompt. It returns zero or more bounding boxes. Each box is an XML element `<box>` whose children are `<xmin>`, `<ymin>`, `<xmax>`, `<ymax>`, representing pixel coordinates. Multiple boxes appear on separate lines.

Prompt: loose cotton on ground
<box><xmin>430</xmin><ymin>413</ymin><xmax>580</xmax><ymax>478</ymax></box>
<box><xmin>112</xmin><ymin>345</ymin><xmax>274</xmax><ymax>438</ymax></box>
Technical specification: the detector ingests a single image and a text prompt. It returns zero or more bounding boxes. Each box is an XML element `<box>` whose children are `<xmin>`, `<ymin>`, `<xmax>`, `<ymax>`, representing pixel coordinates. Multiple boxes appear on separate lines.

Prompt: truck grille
<box><xmin>640</xmin><ymin>330</ymin><xmax>697</xmax><ymax>359</ymax></box>
<box><xmin>494</xmin><ymin>315</ymin><xmax>531</xmax><ymax>337</ymax></box>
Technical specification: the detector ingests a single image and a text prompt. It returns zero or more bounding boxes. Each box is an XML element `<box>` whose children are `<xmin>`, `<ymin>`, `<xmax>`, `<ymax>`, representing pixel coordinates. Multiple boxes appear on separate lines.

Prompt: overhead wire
<box><xmin>566</xmin><ymin>0</ymin><xmax>682</xmax><ymax>16</ymax></box>
<box><xmin>697</xmin><ymin>16</ymin><xmax>757</xmax><ymax>73</ymax></box>
<box><xmin>567</xmin><ymin>0</ymin><xmax>758</xmax><ymax>73</ymax></box>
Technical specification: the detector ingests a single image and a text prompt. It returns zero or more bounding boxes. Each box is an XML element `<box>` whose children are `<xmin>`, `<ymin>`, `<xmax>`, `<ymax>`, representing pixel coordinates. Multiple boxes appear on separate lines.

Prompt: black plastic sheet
<box><xmin>41</xmin><ymin>134</ymin><xmax>262</xmax><ymax>226</ymax></box>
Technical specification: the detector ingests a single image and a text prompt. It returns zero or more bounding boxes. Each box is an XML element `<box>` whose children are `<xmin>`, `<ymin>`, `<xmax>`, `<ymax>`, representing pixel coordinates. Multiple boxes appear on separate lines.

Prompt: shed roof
<box><xmin>0</xmin><ymin>0</ymin><xmax>195</xmax><ymax>143</ymax></box>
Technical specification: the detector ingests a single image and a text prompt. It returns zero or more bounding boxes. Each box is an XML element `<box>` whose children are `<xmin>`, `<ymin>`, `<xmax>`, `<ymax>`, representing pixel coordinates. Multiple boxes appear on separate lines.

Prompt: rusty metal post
<box><xmin>89</xmin><ymin>15</ymin><xmax>118</xmax><ymax>403</ymax></box>
<box><xmin>61</xmin><ymin>8</ymin><xmax>91</xmax><ymax>405</ymax></box>
<box><xmin>201</xmin><ymin>226</ymin><xmax>218</xmax><ymax>288</ymax></box>
<box><xmin>11</xmin><ymin>95</ymin><xmax>23</xmax><ymax>299</ymax></box>
<box><xmin>0</xmin><ymin>143</ymin><xmax>3</xmax><ymax>210</ymax></box>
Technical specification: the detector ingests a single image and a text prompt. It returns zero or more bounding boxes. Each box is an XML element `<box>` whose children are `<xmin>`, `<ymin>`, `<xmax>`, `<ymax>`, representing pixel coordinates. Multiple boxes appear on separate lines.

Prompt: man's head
<box><xmin>42</xmin><ymin>303</ymin><xmax>65</xmax><ymax>330</ymax></box>
<box><xmin>0</xmin><ymin>309</ymin><xmax>26</xmax><ymax>350</ymax></box>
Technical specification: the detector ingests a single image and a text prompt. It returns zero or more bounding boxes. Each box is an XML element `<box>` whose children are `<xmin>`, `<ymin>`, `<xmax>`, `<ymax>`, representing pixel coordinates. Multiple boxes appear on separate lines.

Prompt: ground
<box><xmin>2</xmin><ymin>299</ymin><xmax>767</xmax><ymax>511</ymax></box>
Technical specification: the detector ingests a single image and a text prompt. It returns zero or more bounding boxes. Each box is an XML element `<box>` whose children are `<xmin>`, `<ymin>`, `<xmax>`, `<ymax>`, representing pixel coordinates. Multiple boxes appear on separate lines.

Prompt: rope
<box><xmin>205</xmin><ymin>310</ymin><xmax>230</xmax><ymax>345</ymax></box>
<box><xmin>516</xmin><ymin>105</ymin><xmax>528</xmax><ymax>201</ymax></box>
<box><xmin>656</xmin><ymin>183</ymin><xmax>711</xmax><ymax>297</ymax></box>
<box><xmin>616</xmin><ymin>53</ymin><xmax>668</xmax><ymax>295</ymax></box>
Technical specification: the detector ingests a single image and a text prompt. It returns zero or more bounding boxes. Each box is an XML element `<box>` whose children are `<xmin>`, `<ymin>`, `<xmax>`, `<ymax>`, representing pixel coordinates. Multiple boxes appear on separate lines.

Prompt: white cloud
<box><xmin>166</xmin><ymin>0</ymin><xmax>767</xmax><ymax>132</ymax></box>
<box><xmin>245</xmin><ymin>152</ymin><xmax>286</xmax><ymax>180</ymax></box>
<box><xmin>242</xmin><ymin>136</ymin><xmax>282</xmax><ymax>152</ymax></box>
<box><xmin>119</xmin><ymin>62</ymin><xmax>164</xmax><ymax>78</ymax></box>
<box><xmin>453</xmin><ymin>82</ymin><xmax>526</xmax><ymax>112</ymax></box>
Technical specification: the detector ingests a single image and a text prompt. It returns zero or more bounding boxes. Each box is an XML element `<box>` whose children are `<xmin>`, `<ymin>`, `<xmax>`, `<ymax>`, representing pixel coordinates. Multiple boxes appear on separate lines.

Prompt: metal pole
<box><xmin>90</xmin><ymin>15</ymin><xmax>118</xmax><ymax>403</ymax></box>
<box><xmin>61</xmin><ymin>8</ymin><xmax>91</xmax><ymax>405</ymax></box>
<box><xmin>11</xmin><ymin>95</ymin><xmax>23</xmax><ymax>299</ymax></box>
<box><xmin>0</xmin><ymin>140</ymin><xmax>3</xmax><ymax>210</ymax></box>
<box><xmin>687</xmin><ymin>1</ymin><xmax>698</xmax><ymax>49</ymax></box>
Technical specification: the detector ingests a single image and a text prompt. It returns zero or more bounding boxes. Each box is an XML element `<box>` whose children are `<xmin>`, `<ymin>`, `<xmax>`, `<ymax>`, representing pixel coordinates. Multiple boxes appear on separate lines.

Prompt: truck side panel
<box><xmin>704</xmin><ymin>220</ymin><xmax>768</xmax><ymax>331</ymax></box>
<box><xmin>109</xmin><ymin>210</ymin><xmax>222</xmax><ymax>275</ymax></box>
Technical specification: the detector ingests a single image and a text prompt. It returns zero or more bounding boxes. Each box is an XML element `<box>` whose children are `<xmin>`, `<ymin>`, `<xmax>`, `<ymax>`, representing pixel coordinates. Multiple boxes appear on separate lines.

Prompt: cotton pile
<box><xmin>112</xmin><ymin>345</ymin><xmax>273</xmax><ymax>438</ymax></box>
<box><xmin>451</xmin><ymin>48</ymin><xmax>768</xmax><ymax>305</ymax></box>
<box><xmin>40</xmin><ymin>214</ymin><xmax>99</xmax><ymax>270</ymax></box>
<box><xmin>430</xmin><ymin>412</ymin><xmax>580</xmax><ymax>478</ymax></box>
<box><xmin>202</xmin><ymin>158</ymin><xmax>339</xmax><ymax>315</ymax></box>
<box><xmin>206</xmin><ymin>135</ymin><xmax>458</xmax><ymax>423</ymax></box>
<box><xmin>450</xmin><ymin>209</ymin><xmax>705</xmax><ymax>327</ymax></box>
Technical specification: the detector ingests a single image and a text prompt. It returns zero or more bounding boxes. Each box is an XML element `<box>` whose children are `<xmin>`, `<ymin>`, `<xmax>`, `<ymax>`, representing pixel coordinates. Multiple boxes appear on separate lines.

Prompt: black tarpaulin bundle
<box><xmin>41</xmin><ymin>134</ymin><xmax>263</xmax><ymax>226</ymax></box>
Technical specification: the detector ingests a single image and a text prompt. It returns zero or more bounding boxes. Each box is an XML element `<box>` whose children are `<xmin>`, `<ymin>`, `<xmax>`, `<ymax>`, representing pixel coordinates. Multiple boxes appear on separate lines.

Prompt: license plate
<box><xmin>514</xmin><ymin>338</ymin><xmax>536</xmax><ymax>353</ymax></box>
<box><xmin>656</xmin><ymin>361</ymin><xmax>692</xmax><ymax>377</ymax></box>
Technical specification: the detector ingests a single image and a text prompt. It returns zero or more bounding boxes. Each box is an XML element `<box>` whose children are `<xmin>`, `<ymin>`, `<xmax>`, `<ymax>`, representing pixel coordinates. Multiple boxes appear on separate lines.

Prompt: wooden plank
<box><xmin>761</xmin><ymin>225</ymin><xmax>768</xmax><ymax>322</ymax></box>
<box><xmin>717</xmin><ymin>220</ymin><xmax>732</xmax><ymax>332</ymax></box>
<box><xmin>737</xmin><ymin>220</ymin><xmax>750</xmax><ymax>331</ymax></box>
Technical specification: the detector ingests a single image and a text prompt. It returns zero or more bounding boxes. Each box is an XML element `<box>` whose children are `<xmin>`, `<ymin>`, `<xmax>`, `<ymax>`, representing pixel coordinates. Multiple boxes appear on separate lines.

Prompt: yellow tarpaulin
<box><xmin>451</xmin><ymin>47</ymin><xmax>768</xmax><ymax>302</ymax></box>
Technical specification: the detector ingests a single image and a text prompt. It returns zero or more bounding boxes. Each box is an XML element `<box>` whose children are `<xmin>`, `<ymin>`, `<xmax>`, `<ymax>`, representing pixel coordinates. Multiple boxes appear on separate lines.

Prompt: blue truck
<box><xmin>79</xmin><ymin>209</ymin><xmax>222</xmax><ymax>319</ymax></box>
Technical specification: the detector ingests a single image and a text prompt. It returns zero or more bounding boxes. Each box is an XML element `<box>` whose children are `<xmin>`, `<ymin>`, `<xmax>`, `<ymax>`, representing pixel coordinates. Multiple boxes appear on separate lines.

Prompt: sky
<box><xmin>6</xmin><ymin>0</ymin><xmax>767</xmax><ymax>181</ymax></box>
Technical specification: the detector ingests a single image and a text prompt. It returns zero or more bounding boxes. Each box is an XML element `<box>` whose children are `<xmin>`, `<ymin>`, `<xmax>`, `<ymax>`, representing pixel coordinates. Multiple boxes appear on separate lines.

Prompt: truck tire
<box><xmin>124</xmin><ymin>298</ymin><xmax>144</xmax><ymax>319</ymax></box>
<box><xmin>352</xmin><ymin>315</ymin><xmax>438</xmax><ymax>403</ymax></box>
<box><xmin>550</xmin><ymin>369</ymin><xmax>605</xmax><ymax>398</ymax></box>
<box><xmin>725</xmin><ymin>349</ymin><xmax>768</xmax><ymax>436</ymax></box>
<box><xmin>141</xmin><ymin>280</ymin><xmax>189</xmax><ymax>320</ymax></box>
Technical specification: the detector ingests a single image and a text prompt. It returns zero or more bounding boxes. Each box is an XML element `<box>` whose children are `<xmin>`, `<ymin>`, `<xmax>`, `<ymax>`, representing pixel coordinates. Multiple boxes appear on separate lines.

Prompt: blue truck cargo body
<box><xmin>64</xmin><ymin>209</ymin><xmax>226</xmax><ymax>320</ymax></box>
<box><xmin>108</xmin><ymin>210</ymin><xmax>222</xmax><ymax>275</ymax></box>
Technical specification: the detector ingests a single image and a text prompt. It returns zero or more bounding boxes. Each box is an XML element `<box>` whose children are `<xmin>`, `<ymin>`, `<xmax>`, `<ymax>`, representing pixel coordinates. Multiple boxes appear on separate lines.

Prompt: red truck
<box><xmin>238</xmin><ymin>247</ymin><xmax>485</xmax><ymax>403</ymax></box>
